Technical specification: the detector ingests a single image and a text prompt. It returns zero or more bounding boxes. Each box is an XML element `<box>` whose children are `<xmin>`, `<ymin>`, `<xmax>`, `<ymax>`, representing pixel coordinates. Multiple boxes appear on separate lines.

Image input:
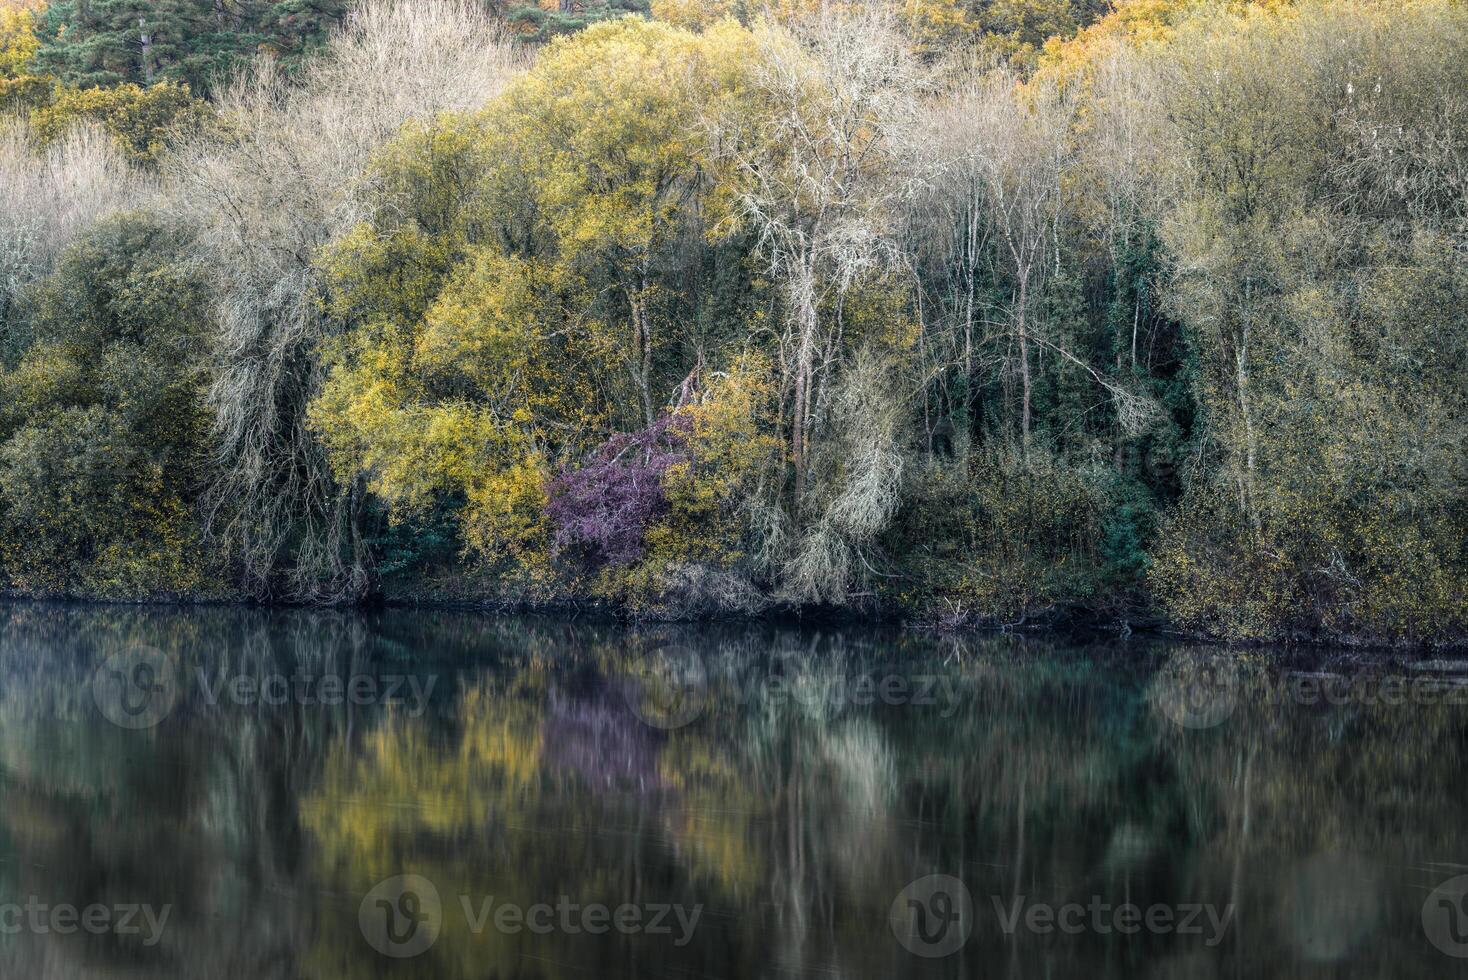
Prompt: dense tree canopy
<box><xmin>0</xmin><ymin>214</ymin><xmax>217</xmax><ymax>596</ymax></box>
<box><xmin>0</xmin><ymin>0</ymin><xmax>1462</xmax><ymax>646</ymax></box>
<box><xmin>33</xmin><ymin>0</ymin><xmax>347</xmax><ymax>90</ymax></box>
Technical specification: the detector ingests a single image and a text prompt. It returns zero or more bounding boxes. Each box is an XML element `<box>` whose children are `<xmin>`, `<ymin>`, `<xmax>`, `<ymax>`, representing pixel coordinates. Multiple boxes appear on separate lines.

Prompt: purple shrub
<box><xmin>546</xmin><ymin>413</ymin><xmax>690</xmax><ymax>568</ymax></box>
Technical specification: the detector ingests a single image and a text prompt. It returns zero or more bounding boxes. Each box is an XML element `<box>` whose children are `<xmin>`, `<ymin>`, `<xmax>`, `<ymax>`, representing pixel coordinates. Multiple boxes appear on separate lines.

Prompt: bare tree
<box><xmin>782</xmin><ymin>350</ymin><xmax>907</xmax><ymax>602</ymax></box>
<box><xmin>918</xmin><ymin>67</ymin><xmax>1157</xmax><ymax>452</ymax></box>
<box><xmin>707</xmin><ymin>8</ymin><xmax>925</xmax><ymax>515</ymax></box>
<box><xmin>907</xmin><ymin>55</ymin><xmax>999</xmax><ymax>444</ymax></box>
<box><xmin>1078</xmin><ymin>47</ymin><xmax>1166</xmax><ymax>370</ymax></box>
<box><xmin>0</xmin><ymin>122</ymin><xmax>147</xmax><ymax>354</ymax></box>
<box><xmin>967</xmin><ymin>70</ymin><xmax>1070</xmax><ymax>451</ymax></box>
<box><xmin>165</xmin><ymin>0</ymin><xmax>520</xmax><ymax>601</ymax></box>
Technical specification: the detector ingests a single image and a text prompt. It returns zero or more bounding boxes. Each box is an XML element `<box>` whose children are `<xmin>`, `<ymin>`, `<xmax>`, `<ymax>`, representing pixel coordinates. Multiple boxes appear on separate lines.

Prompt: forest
<box><xmin>0</xmin><ymin>0</ymin><xmax>1463</xmax><ymax>646</ymax></box>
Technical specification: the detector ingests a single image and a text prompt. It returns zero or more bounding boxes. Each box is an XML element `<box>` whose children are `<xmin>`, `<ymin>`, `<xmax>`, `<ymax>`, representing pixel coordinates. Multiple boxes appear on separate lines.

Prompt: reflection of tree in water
<box><xmin>1152</xmin><ymin>658</ymin><xmax>1468</xmax><ymax>977</ymax></box>
<box><xmin>294</xmin><ymin>622</ymin><xmax>1155</xmax><ymax>979</ymax></box>
<box><xmin>541</xmin><ymin>692</ymin><xmax>665</xmax><ymax>792</ymax></box>
<box><xmin>0</xmin><ymin>606</ymin><xmax>1463</xmax><ymax>979</ymax></box>
<box><xmin>298</xmin><ymin>629</ymin><xmax>727</xmax><ymax>980</ymax></box>
<box><xmin>0</xmin><ymin>604</ymin><xmax>395</xmax><ymax>978</ymax></box>
<box><xmin>656</xmin><ymin>628</ymin><xmax>1163</xmax><ymax>979</ymax></box>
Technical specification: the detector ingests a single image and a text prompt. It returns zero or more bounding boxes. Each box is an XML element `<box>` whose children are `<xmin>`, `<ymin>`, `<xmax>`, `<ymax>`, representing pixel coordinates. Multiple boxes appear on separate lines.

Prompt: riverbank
<box><xmin>5</xmin><ymin>577</ymin><xmax>1463</xmax><ymax>653</ymax></box>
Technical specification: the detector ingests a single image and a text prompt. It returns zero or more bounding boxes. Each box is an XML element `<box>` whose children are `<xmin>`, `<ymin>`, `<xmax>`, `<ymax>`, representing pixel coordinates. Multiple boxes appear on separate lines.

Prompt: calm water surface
<box><xmin>0</xmin><ymin>603</ymin><xmax>1465</xmax><ymax>978</ymax></box>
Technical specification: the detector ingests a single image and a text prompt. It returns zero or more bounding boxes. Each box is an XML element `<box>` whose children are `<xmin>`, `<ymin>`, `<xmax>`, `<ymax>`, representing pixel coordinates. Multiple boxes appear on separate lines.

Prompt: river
<box><xmin>0</xmin><ymin>602</ymin><xmax>1464</xmax><ymax>978</ymax></box>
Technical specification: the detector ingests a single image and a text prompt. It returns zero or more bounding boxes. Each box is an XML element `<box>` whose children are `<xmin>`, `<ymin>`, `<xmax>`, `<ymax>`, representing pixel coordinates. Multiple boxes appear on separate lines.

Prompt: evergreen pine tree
<box><xmin>35</xmin><ymin>0</ymin><xmax>347</xmax><ymax>92</ymax></box>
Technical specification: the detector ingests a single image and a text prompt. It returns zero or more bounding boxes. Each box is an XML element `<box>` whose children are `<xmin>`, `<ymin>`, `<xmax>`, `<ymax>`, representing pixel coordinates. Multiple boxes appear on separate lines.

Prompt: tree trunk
<box><xmin>1236</xmin><ymin>279</ymin><xmax>1259</xmax><ymax>535</ymax></box>
<box><xmin>964</xmin><ymin>205</ymin><xmax>981</xmax><ymax>444</ymax></box>
<box><xmin>789</xmin><ymin>264</ymin><xmax>818</xmax><ymax>519</ymax></box>
<box><xmin>628</xmin><ymin>259</ymin><xmax>655</xmax><ymax>427</ymax></box>
<box><xmin>1017</xmin><ymin>277</ymin><xmax>1032</xmax><ymax>454</ymax></box>
<box><xmin>139</xmin><ymin>19</ymin><xmax>155</xmax><ymax>84</ymax></box>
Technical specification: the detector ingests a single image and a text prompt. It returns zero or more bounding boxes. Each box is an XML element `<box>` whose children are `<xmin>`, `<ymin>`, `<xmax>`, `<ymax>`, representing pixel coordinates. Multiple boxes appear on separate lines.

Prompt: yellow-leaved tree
<box><xmin>310</xmin><ymin>17</ymin><xmax>766</xmax><ymax>596</ymax></box>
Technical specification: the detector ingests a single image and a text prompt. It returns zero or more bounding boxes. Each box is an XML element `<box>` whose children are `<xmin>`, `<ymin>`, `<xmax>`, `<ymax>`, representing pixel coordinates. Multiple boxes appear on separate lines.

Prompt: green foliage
<box><xmin>0</xmin><ymin>214</ymin><xmax>218</xmax><ymax>597</ymax></box>
<box><xmin>508</xmin><ymin>0</ymin><xmax>651</xmax><ymax>45</ymax></box>
<box><xmin>31</xmin><ymin>79</ymin><xmax>207</xmax><ymax>163</ymax></box>
<box><xmin>310</xmin><ymin>18</ymin><xmax>760</xmax><ymax>597</ymax></box>
<box><xmin>33</xmin><ymin>0</ymin><xmax>345</xmax><ymax>92</ymax></box>
<box><xmin>256</xmin><ymin>0</ymin><xmax>348</xmax><ymax>67</ymax></box>
<box><xmin>0</xmin><ymin>0</ymin><xmax>1460</xmax><ymax>647</ymax></box>
<box><xmin>0</xmin><ymin>72</ymin><xmax>50</xmax><ymax>112</ymax></box>
<box><xmin>888</xmin><ymin>449</ymin><xmax>1114</xmax><ymax>624</ymax></box>
<box><xmin>1098</xmin><ymin>474</ymin><xmax>1156</xmax><ymax>584</ymax></box>
<box><xmin>1146</xmin><ymin>1</ymin><xmax>1468</xmax><ymax>645</ymax></box>
<box><xmin>899</xmin><ymin>0</ymin><xmax>1105</xmax><ymax>66</ymax></box>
